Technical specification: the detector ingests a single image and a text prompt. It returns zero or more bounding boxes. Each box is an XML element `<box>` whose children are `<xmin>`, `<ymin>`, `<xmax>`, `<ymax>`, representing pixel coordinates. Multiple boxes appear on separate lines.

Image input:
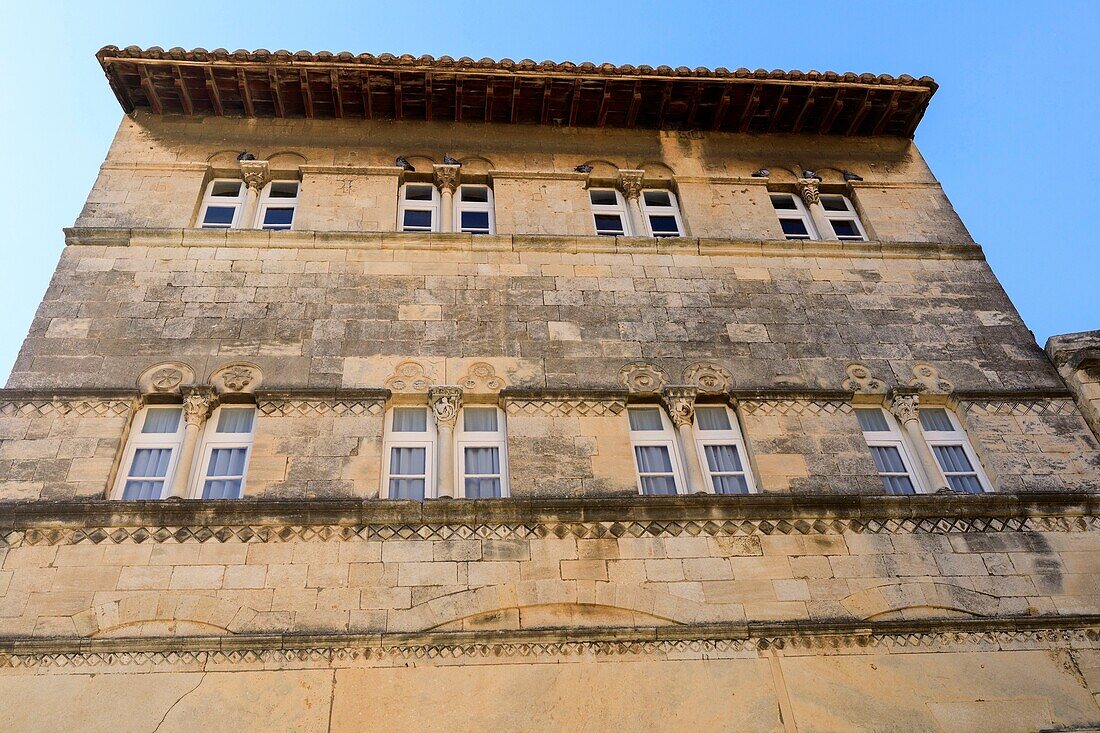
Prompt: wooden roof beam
<box><xmin>300</xmin><ymin>69</ymin><xmax>314</xmax><ymax>118</ymax></box>
<box><xmin>845</xmin><ymin>90</ymin><xmax>873</xmax><ymax>135</ymax></box>
<box><xmin>768</xmin><ymin>85</ymin><xmax>791</xmax><ymax>133</ymax></box>
<box><xmin>393</xmin><ymin>72</ymin><xmax>403</xmax><ymax>121</ymax></box>
<box><xmin>710</xmin><ymin>84</ymin><xmax>732</xmax><ymax>131</ymax></box>
<box><xmin>567</xmin><ymin>78</ymin><xmax>581</xmax><ymax>126</ymax></box>
<box><xmin>484</xmin><ymin>78</ymin><xmax>494</xmax><ymax>122</ymax></box>
<box><xmin>903</xmin><ymin>93</ymin><xmax>931</xmax><ymax>138</ymax></box>
<box><xmin>361</xmin><ymin>72</ymin><xmax>372</xmax><ymax>119</ymax></box>
<box><xmin>173</xmin><ymin>66</ymin><xmax>193</xmax><ymax>116</ymax></box>
<box><xmin>790</xmin><ymin>88</ymin><xmax>815</xmax><ymax>134</ymax></box>
<box><xmin>626</xmin><ymin>80</ymin><xmax>643</xmax><ymax>128</ymax></box>
<box><xmin>456</xmin><ymin>76</ymin><xmax>464</xmax><ymax>122</ymax></box>
<box><xmin>510</xmin><ymin>77</ymin><xmax>521</xmax><ymax>124</ymax></box>
<box><xmin>423</xmin><ymin>72</ymin><xmax>433</xmax><ymax>121</ymax></box>
<box><xmin>656</xmin><ymin>81</ymin><xmax>673</xmax><ymax>128</ymax></box>
<box><xmin>872</xmin><ymin>90</ymin><xmax>901</xmax><ymax>135</ymax></box>
<box><xmin>684</xmin><ymin>83</ymin><xmax>703</xmax><ymax>129</ymax></box>
<box><xmin>205</xmin><ymin>67</ymin><xmax>223</xmax><ymax>116</ymax></box>
<box><xmin>819</xmin><ymin>90</ymin><xmax>844</xmax><ymax>134</ymax></box>
<box><xmin>269</xmin><ymin>70</ymin><xmax>285</xmax><ymax>118</ymax></box>
<box><xmin>138</xmin><ymin>65</ymin><xmax>163</xmax><ymax>115</ymax></box>
<box><xmin>238</xmin><ymin>69</ymin><xmax>254</xmax><ymax>117</ymax></box>
<box><xmin>596</xmin><ymin>80</ymin><xmax>611</xmax><ymax>127</ymax></box>
<box><xmin>331</xmin><ymin>70</ymin><xmax>344</xmax><ymax>119</ymax></box>
<box><xmin>738</xmin><ymin>84</ymin><xmax>763</xmax><ymax>133</ymax></box>
<box><xmin>540</xmin><ymin>78</ymin><xmax>552</xmax><ymax>124</ymax></box>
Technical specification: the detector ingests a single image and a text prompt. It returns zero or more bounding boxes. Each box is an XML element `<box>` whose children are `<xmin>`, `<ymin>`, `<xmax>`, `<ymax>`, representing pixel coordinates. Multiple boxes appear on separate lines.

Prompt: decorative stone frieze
<box><xmin>504</xmin><ymin>399</ymin><xmax>625</xmax><ymax>417</ymax></box>
<box><xmin>619</xmin><ymin>362</ymin><xmax>668</xmax><ymax>394</ymax></box>
<box><xmin>842</xmin><ymin>363</ymin><xmax>887</xmax><ymax>394</ymax></box>
<box><xmin>959</xmin><ymin>398</ymin><xmax>1077</xmax><ymax>416</ymax></box>
<box><xmin>458</xmin><ymin>362</ymin><xmax>506</xmax><ymax>393</ymax></box>
<box><xmin>0</xmin><ymin>398</ymin><xmax>131</xmax><ymax>418</ymax></box>
<box><xmin>909</xmin><ymin>363</ymin><xmax>954</xmax><ymax>394</ymax></box>
<box><xmin>683</xmin><ymin>362</ymin><xmax>731</xmax><ymax>394</ymax></box>
<box><xmin>384</xmin><ymin>360</ymin><xmax>435</xmax><ymax>394</ymax></box>
<box><xmin>256</xmin><ymin>399</ymin><xmax>385</xmax><ymax>417</ymax></box>
<box><xmin>740</xmin><ymin>400</ymin><xmax>852</xmax><ymax>416</ymax></box>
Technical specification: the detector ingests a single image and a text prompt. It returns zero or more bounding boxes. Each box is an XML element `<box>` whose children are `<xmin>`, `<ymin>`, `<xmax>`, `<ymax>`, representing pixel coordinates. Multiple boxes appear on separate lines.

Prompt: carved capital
<box><xmin>181</xmin><ymin>389</ymin><xmax>215</xmax><ymax>427</ymax></box>
<box><xmin>890</xmin><ymin>394</ymin><xmax>920</xmax><ymax>425</ymax></box>
<box><xmin>663</xmin><ymin>386</ymin><xmax>699</xmax><ymax>428</ymax></box>
<box><xmin>617</xmin><ymin>169</ymin><xmax>645</xmax><ymax>200</ymax></box>
<box><xmin>795</xmin><ymin>178</ymin><xmax>820</xmax><ymax>207</ymax></box>
<box><xmin>239</xmin><ymin>160</ymin><xmax>271</xmax><ymax>192</ymax></box>
<box><xmin>429</xmin><ymin>386</ymin><xmax>463</xmax><ymax>428</ymax></box>
<box><xmin>433</xmin><ymin>164</ymin><xmax>461</xmax><ymax>194</ymax></box>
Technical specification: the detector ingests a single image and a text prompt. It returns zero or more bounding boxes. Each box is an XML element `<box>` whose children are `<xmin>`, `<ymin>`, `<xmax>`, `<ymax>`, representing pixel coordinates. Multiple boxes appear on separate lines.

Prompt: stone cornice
<box><xmin>298</xmin><ymin>165</ymin><xmax>405</xmax><ymax>176</ymax></box>
<box><xmin>62</xmin><ymin>227</ymin><xmax>986</xmax><ymax>261</ymax></box>
<box><xmin>1</xmin><ymin>614</ymin><xmax>1096</xmax><ymax>669</ymax></box>
<box><xmin>1</xmin><ymin>493</ymin><xmax>1097</xmax><ymax>533</ymax></box>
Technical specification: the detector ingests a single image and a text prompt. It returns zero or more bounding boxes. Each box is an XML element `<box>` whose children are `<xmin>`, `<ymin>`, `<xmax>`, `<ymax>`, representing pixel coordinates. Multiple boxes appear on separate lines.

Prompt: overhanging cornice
<box><xmin>97</xmin><ymin>46</ymin><xmax>936</xmax><ymax>137</ymax></box>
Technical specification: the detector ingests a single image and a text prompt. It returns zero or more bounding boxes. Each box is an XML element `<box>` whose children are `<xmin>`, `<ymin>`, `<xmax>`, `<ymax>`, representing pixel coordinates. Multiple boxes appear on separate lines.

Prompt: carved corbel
<box><xmin>181</xmin><ymin>388</ymin><xmax>216</xmax><ymax>427</ymax></box>
<box><xmin>795</xmin><ymin>178</ymin><xmax>820</xmax><ymax>207</ymax></box>
<box><xmin>662</xmin><ymin>386</ymin><xmax>699</xmax><ymax>428</ymax></box>
<box><xmin>428</xmin><ymin>386</ymin><xmax>463</xmax><ymax>429</ymax></box>
<box><xmin>889</xmin><ymin>394</ymin><xmax>921</xmax><ymax>425</ymax></box>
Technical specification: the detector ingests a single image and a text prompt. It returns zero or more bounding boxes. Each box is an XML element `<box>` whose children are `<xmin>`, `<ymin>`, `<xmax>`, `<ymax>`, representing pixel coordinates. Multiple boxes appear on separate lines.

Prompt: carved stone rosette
<box><xmin>795</xmin><ymin>178</ymin><xmax>820</xmax><ymax>206</ymax></box>
<box><xmin>683</xmin><ymin>362</ymin><xmax>731</xmax><ymax>394</ymax></box>
<box><xmin>385</xmin><ymin>361</ymin><xmax>434</xmax><ymax>394</ymax></box>
<box><xmin>433</xmin><ymin>164</ymin><xmax>461</xmax><ymax>194</ymax></box>
<box><xmin>239</xmin><ymin>160</ymin><xmax>271</xmax><ymax>192</ymax></box>
<box><xmin>842</xmin><ymin>363</ymin><xmax>887</xmax><ymax>394</ymax></box>
<box><xmin>663</xmin><ymin>386</ymin><xmax>699</xmax><ymax>428</ymax></box>
<box><xmin>182</xmin><ymin>390</ymin><xmax>215</xmax><ymax>426</ymax></box>
<box><xmin>429</xmin><ymin>386</ymin><xmax>463</xmax><ymax>428</ymax></box>
<box><xmin>211</xmin><ymin>363</ymin><xmax>262</xmax><ymax>394</ymax></box>
<box><xmin>137</xmin><ymin>361</ymin><xmax>195</xmax><ymax>396</ymax></box>
<box><xmin>459</xmin><ymin>362</ymin><xmax>506</xmax><ymax>393</ymax></box>
<box><xmin>619</xmin><ymin>362</ymin><xmax>668</xmax><ymax>394</ymax></box>
<box><xmin>616</xmin><ymin>169</ymin><xmax>645</xmax><ymax>201</ymax></box>
<box><xmin>909</xmin><ymin>364</ymin><xmax>954</xmax><ymax>394</ymax></box>
<box><xmin>890</xmin><ymin>394</ymin><xmax>921</xmax><ymax>425</ymax></box>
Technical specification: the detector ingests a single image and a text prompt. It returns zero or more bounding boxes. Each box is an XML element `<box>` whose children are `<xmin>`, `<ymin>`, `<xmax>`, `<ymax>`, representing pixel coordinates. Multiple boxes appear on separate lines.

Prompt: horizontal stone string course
<box><xmin>256</xmin><ymin>398</ymin><xmax>385</xmax><ymax>417</ymax></box>
<box><xmin>739</xmin><ymin>400</ymin><xmax>852</xmax><ymax>416</ymax></box>
<box><xmin>3</xmin><ymin>513</ymin><xmax>1096</xmax><ymax>548</ymax></box>
<box><xmin>0</xmin><ymin>399</ymin><xmax>132</xmax><ymax>418</ymax></box>
<box><xmin>2</xmin><ymin>622</ymin><xmax>1097</xmax><ymax>671</ymax></box>
<box><xmin>959</xmin><ymin>398</ymin><xmax>1078</xmax><ymax>416</ymax></box>
<box><xmin>504</xmin><ymin>399</ymin><xmax>625</xmax><ymax>417</ymax></box>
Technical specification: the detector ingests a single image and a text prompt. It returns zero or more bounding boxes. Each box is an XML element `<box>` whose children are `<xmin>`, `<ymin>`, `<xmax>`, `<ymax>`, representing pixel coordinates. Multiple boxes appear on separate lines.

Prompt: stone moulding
<box><xmin>0</xmin><ymin>494</ymin><xmax>1096</xmax><ymax>548</ymax></box>
<box><xmin>959</xmin><ymin>398</ymin><xmax>1078</xmax><ymax>416</ymax></box>
<box><xmin>61</xmin><ymin>227</ymin><xmax>987</xmax><ymax>261</ymax></box>
<box><xmin>0</xmin><ymin>614</ymin><xmax>1097</xmax><ymax>671</ymax></box>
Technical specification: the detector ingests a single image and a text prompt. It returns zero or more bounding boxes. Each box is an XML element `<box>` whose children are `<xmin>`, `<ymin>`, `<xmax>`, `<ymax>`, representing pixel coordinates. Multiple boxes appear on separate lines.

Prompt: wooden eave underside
<box><xmin>98</xmin><ymin>49</ymin><xmax>936</xmax><ymax>137</ymax></box>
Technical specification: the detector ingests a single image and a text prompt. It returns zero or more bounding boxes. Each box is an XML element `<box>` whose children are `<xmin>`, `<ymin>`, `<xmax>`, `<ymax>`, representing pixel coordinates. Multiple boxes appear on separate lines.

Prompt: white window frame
<box><xmin>919</xmin><ymin>407</ymin><xmax>991</xmax><ymax>493</ymax></box>
<box><xmin>589</xmin><ymin>188</ymin><xmax>632</xmax><ymax>236</ymax></box>
<box><xmin>691</xmin><ymin>405</ymin><xmax>756</xmax><ymax>494</ymax></box>
<box><xmin>855</xmin><ymin>407</ymin><xmax>924</xmax><ymax>495</ymax></box>
<box><xmin>769</xmin><ymin>192</ymin><xmax>817</xmax><ymax>240</ymax></box>
<box><xmin>189</xmin><ymin>405</ymin><xmax>257</xmax><ymax>500</ymax></box>
<box><xmin>112</xmin><ymin>406</ymin><xmax>187</xmax><ymax>500</ymax></box>
<box><xmin>454</xmin><ymin>184</ymin><xmax>495</xmax><ymax>235</ymax></box>
<box><xmin>640</xmin><ymin>189</ymin><xmax>686</xmax><ymax>238</ymax></box>
<box><xmin>398</xmin><ymin>183</ymin><xmax>441</xmax><ymax>232</ymax></box>
<box><xmin>455</xmin><ymin>406</ymin><xmax>509</xmax><ymax>498</ymax></box>
<box><xmin>257</xmin><ymin>180</ymin><xmax>300</xmax><ymax>231</ymax></box>
<box><xmin>381</xmin><ymin>406</ymin><xmax>437</xmax><ymax>499</ymax></box>
<box><xmin>819</xmin><ymin>194</ymin><xmax>867</xmax><ymax>241</ymax></box>
<box><xmin>627</xmin><ymin>406</ymin><xmax>686</xmax><ymax>496</ymax></box>
<box><xmin>198</xmin><ymin>179</ymin><xmax>247</xmax><ymax>229</ymax></box>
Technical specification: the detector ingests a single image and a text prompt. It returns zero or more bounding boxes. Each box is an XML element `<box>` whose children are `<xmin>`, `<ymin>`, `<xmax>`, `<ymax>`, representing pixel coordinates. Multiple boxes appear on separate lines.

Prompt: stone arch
<box><xmin>840</xmin><ymin>582</ymin><xmax>999</xmax><ymax>621</ymax></box>
<box><xmin>392</xmin><ymin>581</ymin><xmax>718</xmax><ymax>632</ymax></box>
<box><xmin>402</xmin><ymin>154</ymin><xmax>438</xmax><ymax>170</ymax></box>
<box><xmin>82</xmin><ymin>597</ymin><xmax>257</xmax><ymax>638</ymax></box>
<box><xmin>813</xmin><ymin>166</ymin><xmax>848</xmax><ymax>184</ymax></box>
<box><xmin>635</xmin><ymin>160</ymin><xmax>676</xmax><ymax>180</ymax></box>
<box><xmin>458</xmin><ymin>155</ymin><xmax>495</xmax><ymax>174</ymax></box>
<box><xmin>577</xmin><ymin>159</ymin><xmax>620</xmax><ymax>181</ymax></box>
<box><xmin>207</xmin><ymin>149</ymin><xmax>245</xmax><ymax>168</ymax></box>
<box><xmin>267</xmin><ymin>150</ymin><xmax>309</xmax><ymax>171</ymax></box>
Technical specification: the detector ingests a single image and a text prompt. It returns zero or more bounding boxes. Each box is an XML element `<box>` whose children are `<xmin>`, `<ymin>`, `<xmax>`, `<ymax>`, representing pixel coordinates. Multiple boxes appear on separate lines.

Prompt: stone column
<box><xmin>663</xmin><ymin>386</ymin><xmax>710</xmax><ymax>494</ymax></box>
<box><xmin>434</xmin><ymin>164</ymin><xmax>461</xmax><ymax>233</ymax></box>
<box><xmin>170</xmin><ymin>389</ymin><xmax>214</xmax><ymax>499</ymax></box>
<box><xmin>429</xmin><ymin>386</ymin><xmax>463</xmax><ymax>498</ymax></box>
<box><xmin>617</xmin><ymin>169</ymin><xmax>648</xmax><ymax>237</ymax></box>
<box><xmin>239</xmin><ymin>160</ymin><xmax>270</xmax><ymax>229</ymax></box>
<box><xmin>796</xmin><ymin>177</ymin><xmax>838</xmax><ymax>241</ymax></box>
<box><xmin>890</xmin><ymin>394</ymin><xmax>948</xmax><ymax>492</ymax></box>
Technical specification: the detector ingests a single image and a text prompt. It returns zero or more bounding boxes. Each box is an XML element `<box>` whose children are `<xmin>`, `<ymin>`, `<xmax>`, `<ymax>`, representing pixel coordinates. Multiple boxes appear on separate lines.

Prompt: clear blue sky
<box><xmin>1</xmin><ymin>1</ymin><xmax>1097</xmax><ymax>382</ymax></box>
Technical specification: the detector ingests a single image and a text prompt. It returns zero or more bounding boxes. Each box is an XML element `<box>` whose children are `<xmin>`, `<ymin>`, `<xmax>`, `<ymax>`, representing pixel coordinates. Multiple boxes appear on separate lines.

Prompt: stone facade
<box><xmin>0</xmin><ymin>50</ymin><xmax>1098</xmax><ymax>732</ymax></box>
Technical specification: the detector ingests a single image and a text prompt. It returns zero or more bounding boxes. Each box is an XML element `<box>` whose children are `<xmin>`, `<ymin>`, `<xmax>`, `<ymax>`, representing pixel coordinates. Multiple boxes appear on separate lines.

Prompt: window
<box><xmin>640</xmin><ymin>189</ymin><xmax>685</xmax><ymax>238</ymax></box>
<box><xmin>627</xmin><ymin>407</ymin><xmax>684</xmax><ymax>495</ymax></box>
<box><xmin>456</xmin><ymin>407</ymin><xmax>509</xmax><ymax>498</ymax></box>
<box><xmin>692</xmin><ymin>405</ymin><xmax>754</xmax><ymax>494</ymax></box>
<box><xmin>589</xmin><ymin>188</ymin><xmax>631</xmax><ymax>236</ymax></box>
<box><xmin>918</xmin><ymin>407</ymin><xmax>989</xmax><ymax>493</ymax></box>
<box><xmin>820</xmin><ymin>195</ymin><xmax>867</xmax><ymax>241</ymax></box>
<box><xmin>855</xmin><ymin>407</ymin><xmax>921</xmax><ymax>495</ymax></box>
<box><xmin>382</xmin><ymin>406</ymin><xmax>435</xmax><ymax>499</ymax></box>
<box><xmin>455</xmin><ymin>185</ymin><xmax>495</xmax><ymax>234</ymax></box>
<box><xmin>114</xmin><ymin>407</ymin><xmax>186</xmax><ymax>499</ymax></box>
<box><xmin>398</xmin><ymin>184</ymin><xmax>440</xmax><ymax>232</ymax></box>
<box><xmin>257</xmin><ymin>181</ymin><xmax>299</xmax><ymax>231</ymax></box>
<box><xmin>199</xmin><ymin>180</ymin><xmax>246</xmax><ymax>229</ymax></box>
<box><xmin>193</xmin><ymin>406</ymin><xmax>256</xmax><ymax>499</ymax></box>
<box><xmin>769</xmin><ymin>193</ymin><xmax>816</xmax><ymax>240</ymax></box>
